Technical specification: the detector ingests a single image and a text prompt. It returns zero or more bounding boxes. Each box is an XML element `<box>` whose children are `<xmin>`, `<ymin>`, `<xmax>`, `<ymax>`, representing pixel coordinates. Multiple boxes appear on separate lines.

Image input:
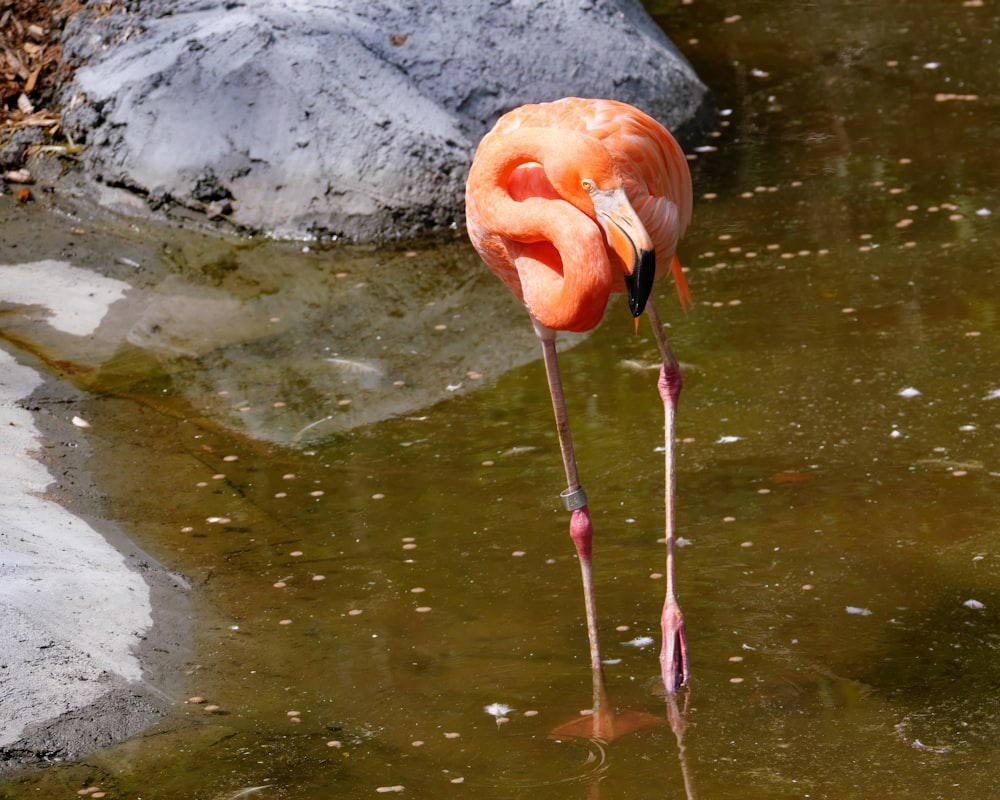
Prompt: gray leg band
<box><xmin>560</xmin><ymin>486</ymin><xmax>588</xmax><ymax>511</ymax></box>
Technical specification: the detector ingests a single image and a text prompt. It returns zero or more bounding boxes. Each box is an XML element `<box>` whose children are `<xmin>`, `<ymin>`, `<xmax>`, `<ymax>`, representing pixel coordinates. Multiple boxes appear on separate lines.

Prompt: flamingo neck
<box><xmin>470</xmin><ymin>129</ymin><xmax>613</xmax><ymax>332</ymax></box>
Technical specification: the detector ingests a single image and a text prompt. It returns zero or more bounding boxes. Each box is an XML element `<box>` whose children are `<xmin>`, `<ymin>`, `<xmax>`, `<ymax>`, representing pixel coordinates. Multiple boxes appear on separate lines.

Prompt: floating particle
<box><xmin>274</xmin><ymin>492</ymin><xmax>287</xmax><ymax>498</ymax></box>
<box><xmin>434</xmin><ymin>324</ymin><xmax>448</xmax><ymax>331</ymax></box>
<box><xmin>204</xmin><ymin>704</ymin><xmax>222</xmax><ymax>713</ymax></box>
<box><xmin>846</xmin><ymin>606</ymin><xmax>873</xmax><ymax>616</ymax></box>
<box><xmin>310</xmin><ymin>490</ymin><xmax>325</xmax><ymax>497</ymax></box>
<box><xmin>403</xmin><ymin>543</ymin><xmax>417</xmax><ymax>550</ymax></box>
<box><xmin>348</xmin><ymin>609</ymin><xmax>363</xmax><ymax>616</ymax></box>
<box><xmin>279</xmin><ymin>619</ymin><xmax>293</xmax><ymax>625</ymax></box>
<box><xmin>485</xmin><ymin>703</ymin><xmax>513</xmax><ymax>717</ymax></box>
<box><xmin>283</xmin><ymin>473</ymin><xmax>296</xmax><ymax>480</ymax></box>
<box><xmin>411</xmin><ymin>740</ymin><xmax>424</xmax><ymax>747</ymax></box>
<box><xmin>482</xmin><ymin>459</ymin><xmax>495</xmax><ymax>467</ymax></box>
<box><xmin>723</xmin><ymin>516</ymin><xmax>736</xmax><ymax>523</ymax></box>
<box><xmin>467</xmin><ymin>370</ymin><xmax>483</xmax><ymax>380</ymax></box>
<box><xmin>181</xmin><ymin>526</ymin><xmax>194</xmax><ymax>533</ymax></box>
<box><xmin>757</xmin><ymin>487</ymin><xmax>771</xmax><ymax>494</ymax></box>
<box><xmin>195</xmin><ymin>482</ymin><xmax>208</xmax><ymax>488</ymax></box>
<box><xmin>741</xmin><ymin>541</ymin><xmax>754</xmax><ymax>548</ymax></box>
<box><xmin>717</xmin><ymin>435</ymin><xmax>741</xmax><ymax>444</ymax></box>
<box><xmin>71</xmin><ymin>415</ymin><xmax>91</xmax><ymax>428</ymax></box>
<box><xmin>372</xmin><ymin>493</ymin><xmax>385</xmax><ymax>500</ymax></box>
<box><xmin>841</xmin><ymin>307</ymin><xmax>856</xmax><ymax>314</ymax></box>
<box><xmin>327</xmin><ymin>740</ymin><xmax>342</xmax><ymax>748</ymax></box>
<box><xmin>624</xmin><ymin>636</ymin><xmax>655</xmax><ymax>648</ymax></box>
<box><xmin>512</xmin><ymin>550</ymin><xmax>526</xmax><ymax>557</ymax></box>
<box><xmin>952</xmin><ymin>470</ymin><xmax>967</xmax><ymax>477</ymax></box>
<box><xmin>523</xmin><ymin>710</ymin><xmax>539</xmax><ymax>717</ymax></box>
<box><xmin>444</xmin><ymin>731</ymin><xmax>461</xmax><ymax>739</ymax></box>
<box><xmin>415</xmin><ymin>606</ymin><xmax>432</xmax><ymax>613</ymax></box>
<box><xmin>923</xmin><ymin>62</ymin><xmax>940</xmax><ymax>69</ymax></box>
<box><xmin>188</xmin><ymin>696</ymin><xmax>206</xmax><ymax>704</ymax></box>
<box><xmin>212</xmin><ymin>473</ymin><xmax>226</xmax><ymax>480</ymax></box>
<box><xmin>223</xmin><ymin>455</ymin><xmax>238</xmax><ymax>462</ymax></box>
<box><xmin>273</xmin><ymin>401</ymin><xmax>287</xmax><ymax>408</ymax></box>
<box><xmin>312</xmin><ymin>575</ymin><xmax>326</xmax><ymax>581</ymax></box>
<box><xmin>898</xmin><ymin>387</ymin><xmax>921</xmax><ymax>398</ymax></box>
<box><xmin>730</xmin><ymin>677</ymin><xmax>744</xmax><ymax>684</ymax></box>
<box><xmin>975</xmin><ymin>208</ymin><xmax>992</xmax><ymax>216</ymax></box>
<box><xmin>291</xmin><ymin>550</ymin><xmax>303</xmax><ymax>557</ymax></box>
<box><xmin>376</xmin><ymin>786</ymin><xmax>404</xmax><ymax>794</ymax></box>
<box><xmin>964</xmin><ymin>599</ymin><xmax>986</xmax><ymax>610</ymax></box>
<box><xmin>984</xmin><ymin>389</ymin><xmax>1000</xmax><ymax>400</ymax></box>
<box><xmin>802</xmin><ymin>584</ymin><xmax>815</xmax><ymax>591</ymax></box>
<box><xmin>450</xmin><ymin>777</ymin><xmax>465</xmax><ymax>784</ymax></box>
<box><xmin>728</xmin><ymin>656</ymin><xmax>743</xmax><ymax>663</ymax></box>
<box><xmin>411</xmin><ymin>587</ymin><xmax>425</xmax><ymax>593</ymax></box>
<box><xmin>273</xmin><ymin>581</ymin><xmax>287</xmax><ymax>588</ymax></box>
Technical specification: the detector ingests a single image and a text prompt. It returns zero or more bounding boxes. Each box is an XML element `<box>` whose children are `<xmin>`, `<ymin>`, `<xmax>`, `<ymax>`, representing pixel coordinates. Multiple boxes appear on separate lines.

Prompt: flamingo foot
<box><xmin>660</xmin><ymin>599</ymin><xmax>689</xmax><ymax>695</ymax></box>
<box><xmin>549</xmin><ymin>706</ymin><xmax>663</xmax><ymax>742</ymax></box>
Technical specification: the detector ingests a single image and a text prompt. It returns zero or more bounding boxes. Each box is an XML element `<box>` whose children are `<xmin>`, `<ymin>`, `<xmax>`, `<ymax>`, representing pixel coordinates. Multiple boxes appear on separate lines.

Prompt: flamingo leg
<box><xmin>644</xmin><ymin>299</ymin><xmax>690</xmax><ymax>694</ymax></box>
<box><xmin>533</xmin><ymin>319</ymin><xmax>608</xmax><ymax>728</ymax></box>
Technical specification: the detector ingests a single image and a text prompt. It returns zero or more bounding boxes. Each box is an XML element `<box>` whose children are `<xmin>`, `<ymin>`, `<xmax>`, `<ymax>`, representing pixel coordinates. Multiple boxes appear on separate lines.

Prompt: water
<box><xmin>2</xmin><ymin>0</ymin><xmax>1000</xmax><ymax>797</ymax></box>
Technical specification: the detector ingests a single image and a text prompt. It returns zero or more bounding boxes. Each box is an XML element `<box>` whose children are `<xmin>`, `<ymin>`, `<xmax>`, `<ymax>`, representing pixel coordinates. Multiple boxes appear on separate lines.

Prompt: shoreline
<box><xmin>0</xmin><ymin>335</ymin><xmax>192</xmax><ymax>774</ymax></box>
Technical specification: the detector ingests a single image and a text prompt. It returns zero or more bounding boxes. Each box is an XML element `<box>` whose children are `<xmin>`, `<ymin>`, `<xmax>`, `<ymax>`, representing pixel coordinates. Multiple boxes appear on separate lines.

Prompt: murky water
<box><xmin>3</xmin><ymin>0</ymin><xmax>1000</xmax><ymax>797</ymax></box>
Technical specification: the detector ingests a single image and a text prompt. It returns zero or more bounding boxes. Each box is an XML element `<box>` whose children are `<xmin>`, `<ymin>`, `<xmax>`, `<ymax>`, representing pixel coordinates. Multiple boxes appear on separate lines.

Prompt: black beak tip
<box><xmin>625</xmin><ymin>248</ymin><xmax>656</xmax><ymax>317</ymax></box>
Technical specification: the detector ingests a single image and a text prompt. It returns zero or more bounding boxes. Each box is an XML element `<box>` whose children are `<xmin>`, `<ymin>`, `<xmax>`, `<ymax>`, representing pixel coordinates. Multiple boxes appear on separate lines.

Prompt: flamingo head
<box><xmin>546</xmin><ymin>140</ymin><xmax>656</xmax><ymax>318</ymax></box>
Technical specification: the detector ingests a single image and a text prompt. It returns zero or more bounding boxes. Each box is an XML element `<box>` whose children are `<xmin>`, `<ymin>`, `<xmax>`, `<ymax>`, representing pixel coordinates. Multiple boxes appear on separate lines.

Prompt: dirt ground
<box><xmin>1</xmin><ymin>0</ymin><xmax>77</xmax><ymax>149</ymax></box>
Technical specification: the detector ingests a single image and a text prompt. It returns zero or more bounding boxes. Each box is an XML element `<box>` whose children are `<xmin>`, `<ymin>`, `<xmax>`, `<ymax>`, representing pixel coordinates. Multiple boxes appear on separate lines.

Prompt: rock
<box><xmin>0</xmin><ymin>127</ymin><xmax>45</xmax><ymax>171</ymax></box>
<box><xmin>59</xmin><ymin>0</ymin><xmax>711</xmax><ymax>242</ymax></box>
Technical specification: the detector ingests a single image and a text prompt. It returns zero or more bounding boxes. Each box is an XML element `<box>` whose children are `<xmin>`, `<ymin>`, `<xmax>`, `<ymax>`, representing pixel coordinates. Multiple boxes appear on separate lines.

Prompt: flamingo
<box><xmin>464</xmin><ymin>97</ymin><xmax>694</xmax><ymax>727</ymax></box>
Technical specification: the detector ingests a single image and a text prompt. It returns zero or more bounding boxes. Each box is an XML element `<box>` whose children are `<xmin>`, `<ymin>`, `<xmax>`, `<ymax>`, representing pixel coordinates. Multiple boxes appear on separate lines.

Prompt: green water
<box><xmin>3</xmin><ymin>0</ymin><xmax>1000</xmax><ymax>797</ymax></box>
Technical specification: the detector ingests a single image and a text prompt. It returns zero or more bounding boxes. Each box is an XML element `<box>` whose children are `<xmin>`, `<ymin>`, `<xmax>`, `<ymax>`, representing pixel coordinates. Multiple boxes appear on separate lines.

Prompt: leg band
<box><xmin>560</xmin><ymin>486</ymin><xmax>588</xmax><ymax>512</ymax></box>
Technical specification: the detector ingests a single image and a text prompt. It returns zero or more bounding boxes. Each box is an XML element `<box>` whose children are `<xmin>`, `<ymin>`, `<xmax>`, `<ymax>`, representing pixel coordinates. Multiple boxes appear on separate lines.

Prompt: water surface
<box><xmin>2</xmin><ymin>1</ymin><xmax>999</xmax><ymax>797</ymax></box>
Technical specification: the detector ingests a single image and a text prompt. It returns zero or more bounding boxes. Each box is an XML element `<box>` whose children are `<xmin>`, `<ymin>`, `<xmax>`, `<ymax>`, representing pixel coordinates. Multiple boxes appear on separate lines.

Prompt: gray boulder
<box><xmin>60</xmin><ymin>0</ymin><xmax>710</xmax><ymax>242</ymax></box>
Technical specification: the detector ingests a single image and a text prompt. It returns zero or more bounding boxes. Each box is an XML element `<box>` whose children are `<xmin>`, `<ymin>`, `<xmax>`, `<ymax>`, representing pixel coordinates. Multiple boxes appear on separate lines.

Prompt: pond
<box><xmin>2</xmin><ymin>0</ymin><xmax>999</xmax><ymax>797</ymax></box>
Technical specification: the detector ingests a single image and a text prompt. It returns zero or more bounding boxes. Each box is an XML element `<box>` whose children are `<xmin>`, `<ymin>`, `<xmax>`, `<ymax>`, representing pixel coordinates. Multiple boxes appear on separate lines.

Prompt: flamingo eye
<box><xmin>581</xmin><ymin>178</ymin><xmax>595</xmax><ymax>192</ymax></box>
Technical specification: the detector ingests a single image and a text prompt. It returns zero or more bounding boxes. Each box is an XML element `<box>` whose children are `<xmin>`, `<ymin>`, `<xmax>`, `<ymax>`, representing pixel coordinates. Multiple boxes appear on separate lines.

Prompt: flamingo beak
<box><xmin>592</xmin><ymin>187</ymin><xmax>656</xmax><ymax>317</ymax></box>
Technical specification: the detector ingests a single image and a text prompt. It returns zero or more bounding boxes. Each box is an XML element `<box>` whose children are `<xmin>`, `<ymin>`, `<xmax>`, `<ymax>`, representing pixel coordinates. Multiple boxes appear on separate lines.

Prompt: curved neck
<box><xmin>469</xmin><ymin>129</ymin><xmax>613</xmax><ymax>331</ymax></box>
